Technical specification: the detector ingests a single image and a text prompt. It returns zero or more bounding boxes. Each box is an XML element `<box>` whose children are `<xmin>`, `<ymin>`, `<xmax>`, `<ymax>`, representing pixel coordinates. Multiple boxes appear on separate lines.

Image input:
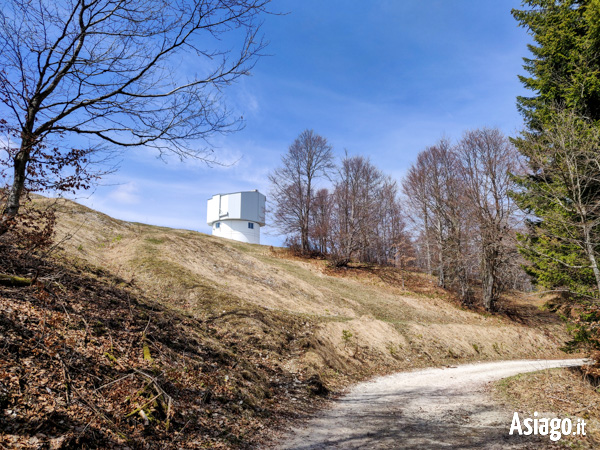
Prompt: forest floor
<box><xmin>0</xmin><ymin>197</ymin><xmax>584</xmax><ymax>448</ymax></box>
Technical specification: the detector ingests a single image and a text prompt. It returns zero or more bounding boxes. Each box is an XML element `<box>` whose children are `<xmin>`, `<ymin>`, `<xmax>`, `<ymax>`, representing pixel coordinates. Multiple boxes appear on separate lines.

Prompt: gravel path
<box><xmin>280</xmin><ymin>359</ymin><xmax>586</xmax><ymax>449</ymax></box>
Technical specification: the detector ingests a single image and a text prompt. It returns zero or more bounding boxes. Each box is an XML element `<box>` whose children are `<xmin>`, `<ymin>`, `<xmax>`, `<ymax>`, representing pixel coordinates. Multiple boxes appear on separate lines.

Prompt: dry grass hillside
<box><xmin>51</xmin><ymin>198</ymin><xmax>570</xmax><ymax>379</ymax></box>
<box><xmin>0</xmin><ymin>197</ymin><xmax>577</xmax><ymax>448</ymax></box>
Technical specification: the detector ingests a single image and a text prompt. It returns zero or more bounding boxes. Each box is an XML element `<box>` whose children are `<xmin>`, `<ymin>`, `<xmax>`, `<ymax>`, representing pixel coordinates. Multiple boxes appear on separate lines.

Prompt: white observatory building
<box><xmin>206</xmin><ymin>190</ymin><xmax>266</xmax><ymax>244</ymax></box>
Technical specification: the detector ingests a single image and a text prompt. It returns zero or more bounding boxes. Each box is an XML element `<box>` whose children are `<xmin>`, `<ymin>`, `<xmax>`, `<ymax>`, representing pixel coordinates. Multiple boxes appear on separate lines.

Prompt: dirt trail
<box><xmin>279</xmin><ymin>359</ymin><xmax>586</xmax><ymax>449</ymax></box>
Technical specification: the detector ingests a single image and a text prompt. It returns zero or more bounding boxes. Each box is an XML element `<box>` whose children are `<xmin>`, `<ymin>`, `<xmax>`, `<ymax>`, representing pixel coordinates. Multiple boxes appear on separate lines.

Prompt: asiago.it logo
<box><xmin>509</xmin><ymin>412</ymin><xmax>586</xmax><ymax>442</ymax></box>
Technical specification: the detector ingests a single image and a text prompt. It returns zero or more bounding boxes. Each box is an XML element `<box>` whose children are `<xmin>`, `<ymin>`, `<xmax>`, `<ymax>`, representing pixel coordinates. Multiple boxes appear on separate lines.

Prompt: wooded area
<box><xmin>511</xmin><ymin>0</ymin><xmax>600</xmax><ymax>353</ymax></box>
<box><xmin>268</xmin><ymin>0</ymin><xmax>600</xmax><ymax>330</ymax></box>
<box><xmin>269</xmin><ymin>127</ymin><xmax>527</xmax><ymax>311</ymax></box>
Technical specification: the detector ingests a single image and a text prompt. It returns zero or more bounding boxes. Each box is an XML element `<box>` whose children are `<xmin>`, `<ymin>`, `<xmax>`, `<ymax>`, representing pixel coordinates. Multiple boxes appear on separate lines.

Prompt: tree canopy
<box><xmin>513</xmin><ymin>0</ymin><xmax>600</xmax><ymax>127</ymax></box>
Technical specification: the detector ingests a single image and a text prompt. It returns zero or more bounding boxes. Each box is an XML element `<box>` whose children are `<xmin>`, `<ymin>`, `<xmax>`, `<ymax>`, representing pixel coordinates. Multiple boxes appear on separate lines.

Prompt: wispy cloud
<box><xmin>108</xmin><ymin>182</ymin><xmax>141</xmax><ymax>205</ymax></box>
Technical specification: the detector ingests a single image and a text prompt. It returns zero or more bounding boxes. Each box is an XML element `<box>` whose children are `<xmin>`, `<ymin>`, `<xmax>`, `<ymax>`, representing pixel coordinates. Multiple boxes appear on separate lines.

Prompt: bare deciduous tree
<box><xmin>328</xmin><ymin>154</ymin><xmax>407</xmax><ymax>266</ymax></box>
<box><xmin>403</xmin><ymin>140</ymin><xmax>470</xmax><ymax>294</ymax></box>
<box><xmin>403</xmin><ymin>131</ymin><xmax>525</xmax><ymax>309</ymax></box>
<box><xmin>0</xmin><ymin>0</ymin><xmax>270</xmax><ymax>234</ymax></box>
<box><xmin>403</xmin><ymin>161</ymin><xmax>433</xmax><ymax>275</ymax></box>
<box><xmin>269</xmin><ymin>130</ymin><xmax>334</xmax><ymax>252</ymax></box>
<box><xmin>329</xmin><ymin>154</ymin><xmax>381</xmax><ymax>265</ymax></box>
<box><xmin>310</xmin><ymin>188</ymin><xmax>332</xmax><ymax>254</ymax></box>
<box><xmin>374</xmin><ymin>178</ymin><xmax>406</xmax><ymax>265</ymax></box>
<box><xmin>457</xmin><ymin>128</ymin><xmax>521</xmax><ymax>311</ymax></box>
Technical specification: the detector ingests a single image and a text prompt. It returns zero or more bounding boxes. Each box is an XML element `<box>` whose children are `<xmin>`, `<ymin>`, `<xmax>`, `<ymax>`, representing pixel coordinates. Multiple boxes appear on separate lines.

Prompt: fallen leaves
<box><xmin>0</xmin><ymin>242</ymin><xmax>327</xmax><ymax>448</ymax></box>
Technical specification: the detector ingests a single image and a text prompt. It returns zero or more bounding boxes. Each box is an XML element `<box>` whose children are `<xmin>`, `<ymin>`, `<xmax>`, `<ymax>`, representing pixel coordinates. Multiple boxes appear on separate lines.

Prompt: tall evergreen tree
<box><xmin>513</xmin><ymin>0</ymin><xmax>600</xmax><ymax>128</ymax></box>
<box><xmin>512</xmin><ymin>0</ymin><xmax>600</xmax><ymax>351</ymax></box>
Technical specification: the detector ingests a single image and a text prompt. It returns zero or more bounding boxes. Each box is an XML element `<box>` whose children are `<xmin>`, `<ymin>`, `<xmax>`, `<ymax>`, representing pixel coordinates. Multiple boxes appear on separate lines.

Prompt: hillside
<box><xmin>0</xmin><ymin>198</ymin><xmax>574</xmax><ymax>448</ymax></box>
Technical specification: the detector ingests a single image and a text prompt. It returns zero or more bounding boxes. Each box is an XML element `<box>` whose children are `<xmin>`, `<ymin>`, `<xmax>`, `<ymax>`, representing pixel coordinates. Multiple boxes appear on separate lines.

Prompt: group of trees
<box><xmin>403</xmin><ymin>130</ymin><xmax>525</xmax><ymax>310</ymax></box>
<box><xmin>269</xmin><ymin>127</ymin><xmax>527</xmax><ymax>311</ymax></box>
<box><xmin>269</xmin><ymin>130</ymin><xmax>409</xmax><ymax>268</ymax></box>
<box><xmin>510</xmin><ymin>0</ymin><xmax>600</xmax><ymax>351</ymax></box>
<box><xmin>327</xmin><ymin>153</ymin><xmax>407</xmax><ymax>267</ymax></box>
<box><xmin>270</xmin><ymin>0</ymin><xmax>600</xmax><ymax>329</ymax></box>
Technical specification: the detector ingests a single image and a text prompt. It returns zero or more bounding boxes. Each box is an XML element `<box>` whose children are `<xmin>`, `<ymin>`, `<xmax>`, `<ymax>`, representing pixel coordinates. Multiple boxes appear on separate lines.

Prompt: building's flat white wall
<box><xmin>212</xmin><ymin>219</ymin><xmax>261</xmax><ymax>244</ymax></box>
<box><xmin>240</xmin><ymin>191</ymin><xmax>266</xmax><ymax>225</ymax></box>
<box><xmin>221</xmin><ymin>194</ymin><xmax>229</xmax><ymax>217</ymax></box>
<box><xmin>206</xmin><ymin>195</ymin><xmax>220</xmax><ymax>224</ymax></box>
<box><xmin>228</xmin><ymin>193</ymin><xmax>241</xmax><ymax>219</ymax></box>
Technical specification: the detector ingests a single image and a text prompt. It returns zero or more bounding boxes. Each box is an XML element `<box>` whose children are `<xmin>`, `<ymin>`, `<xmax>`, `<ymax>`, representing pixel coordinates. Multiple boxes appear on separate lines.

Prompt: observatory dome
<box><xmin>206</xmin><ymin>190</ymin><xmax>266</xmax><ymax>244</ymax></box>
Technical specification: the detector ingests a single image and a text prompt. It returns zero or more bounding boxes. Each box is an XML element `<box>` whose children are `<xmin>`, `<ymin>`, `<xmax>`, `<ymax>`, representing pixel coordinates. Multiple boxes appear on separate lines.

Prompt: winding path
<box><xmin>280</xmin><ymin>359</ymin><xmax>586</xmax><ymax>449</ymax></box>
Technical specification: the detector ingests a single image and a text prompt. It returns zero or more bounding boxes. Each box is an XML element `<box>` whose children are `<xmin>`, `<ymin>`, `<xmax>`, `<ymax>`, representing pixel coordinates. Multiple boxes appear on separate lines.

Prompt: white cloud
<box><xmin>237</xmin><ymin>86</ymin><xmax>260</xmax><ymax>116</ymax></box>
<box><xmin>108</xmin><ymin>182</ymin><xmax>140</xmax><ymax>205</ymax></box>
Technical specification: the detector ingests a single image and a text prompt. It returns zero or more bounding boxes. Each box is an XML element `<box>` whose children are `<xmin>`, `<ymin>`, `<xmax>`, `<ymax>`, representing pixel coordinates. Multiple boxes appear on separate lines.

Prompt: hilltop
<box><xmin>0</xmin><ymin>197</ymin><xmax>573</xmax><ymax>448</ymax></box>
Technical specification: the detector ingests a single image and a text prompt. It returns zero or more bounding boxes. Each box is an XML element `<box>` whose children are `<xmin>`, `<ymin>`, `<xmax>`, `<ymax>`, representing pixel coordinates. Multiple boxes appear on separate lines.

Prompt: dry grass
<box><xmin>0</xmin><ymin>196</ymin><xmax>582</xmax><ymax>448</ymax></box>
<box><xmin>493</xmin><ymin>368</ymin><xmax>600</xmax><ymax>448</ymax></box>
<box><xmin>45</xmin><ymin>196</ymin><xmax>575</xmax><ymax>385</ymax></box>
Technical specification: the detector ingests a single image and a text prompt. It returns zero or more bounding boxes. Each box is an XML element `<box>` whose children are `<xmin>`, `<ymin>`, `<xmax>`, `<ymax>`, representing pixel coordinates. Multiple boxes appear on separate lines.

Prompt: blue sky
<box><xmin>73</xmin><ymin>0</ymin><xmax>532</xmax><ymax>245</ymax></box>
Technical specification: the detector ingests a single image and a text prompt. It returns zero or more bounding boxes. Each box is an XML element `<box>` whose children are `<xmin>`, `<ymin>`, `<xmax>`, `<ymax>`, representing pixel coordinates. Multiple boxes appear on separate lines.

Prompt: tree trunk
<box><xmin>301</xmin><ymin>228</ymin><xmax>309</xmax><ymax>253</ymax></box>
<box><xmin>481</xmin><ymin>245</ymin><xmax>498</xmax><ymax>311</ymax></box>
<box><xmin>436</xmin><ymin>217</ymin><xmax>445</xmax><ymax>287</ymax></box>
<box><xmin>457</xmin><ymin>266</ymin><xmax>471</xmax><ymax>304</ymax></box>
<box><xmin>423</xmin><ymin>209</ymin><xmax>432</xmax><ymax>275</ymax></box>
<box><xmin>302</xmin><ymin>176</ymin><xmax>312</xmax><ymax>253</ymax></box>
<box><xmin>0</xmin><ymin>136</ymin><xmax>32</xmax><ymax>235</ymax></box>
<box><xmin>583</xmin><ymin>225</ymin><xmax>600</xmax><ymax>296</ymax></box>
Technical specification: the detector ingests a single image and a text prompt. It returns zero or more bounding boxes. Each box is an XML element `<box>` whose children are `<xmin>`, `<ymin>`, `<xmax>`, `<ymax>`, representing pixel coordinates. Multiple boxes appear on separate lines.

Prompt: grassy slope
<box><xmin>0</xmin><ymin>197</ymin><xmax>576</xmax><ymax>448</ymax></box>
<box><xmin>52</xmin><ymin>198</ymin><xmax>569</xmax><ymax>375</ymax></box>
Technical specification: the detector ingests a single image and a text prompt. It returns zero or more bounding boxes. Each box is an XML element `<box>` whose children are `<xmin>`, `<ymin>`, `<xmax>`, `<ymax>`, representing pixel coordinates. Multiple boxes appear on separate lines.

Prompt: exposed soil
<box><xmin>279</xmin><ymin>359</ymin><xmax>586</xmax><ymax>449</ymax></box>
